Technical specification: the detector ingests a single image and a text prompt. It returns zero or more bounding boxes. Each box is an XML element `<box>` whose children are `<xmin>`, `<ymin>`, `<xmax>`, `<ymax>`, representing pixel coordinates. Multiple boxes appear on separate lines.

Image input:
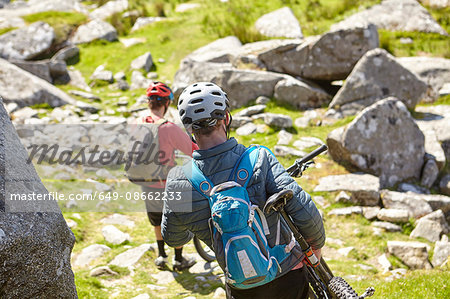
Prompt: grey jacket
<box><xmin>162</xmin><ymin>138</ymin><xmax>325</xmax><ymax>277</ymax></box>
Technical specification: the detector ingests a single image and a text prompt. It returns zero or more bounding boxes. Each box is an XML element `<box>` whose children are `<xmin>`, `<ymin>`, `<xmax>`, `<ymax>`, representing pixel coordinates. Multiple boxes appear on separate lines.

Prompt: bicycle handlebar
<box><xmin>286</xmin><ymin>144</ymin><xmax>328</xmax><ymax>175</ymax></box>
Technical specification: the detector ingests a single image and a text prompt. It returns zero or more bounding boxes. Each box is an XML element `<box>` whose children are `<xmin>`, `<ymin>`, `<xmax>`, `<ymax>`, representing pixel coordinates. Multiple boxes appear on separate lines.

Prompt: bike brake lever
<box><xmin>359</xmin><ymin>287</ymin><xmax>375</xmax><ymax>298</ymax></box>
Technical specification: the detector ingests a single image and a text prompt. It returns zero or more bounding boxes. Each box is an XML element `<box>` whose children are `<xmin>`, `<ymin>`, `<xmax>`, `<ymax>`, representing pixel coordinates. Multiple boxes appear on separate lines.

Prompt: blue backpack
<box><xmin>184</xmin><ymin>146</ymin><xmax>294</xmax><ymax>289</ymax></box>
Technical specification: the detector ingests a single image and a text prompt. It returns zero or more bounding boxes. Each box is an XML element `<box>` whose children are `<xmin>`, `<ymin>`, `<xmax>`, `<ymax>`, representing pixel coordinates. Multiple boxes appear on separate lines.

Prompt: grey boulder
<box><xmin>327</xmin><ymin>98</ymin><xmax>425</xmax><ymax>187</ymax></box>
<box><xmin>71</xmin><ymin>19</ymin><xmax>118</xmax><ymax>44</ymax></box>
<box><xmin>185</xmin><ymin>36</ymin><xmax>242</xmax><ymax>63</ymax></box>
<box><xmin>130</xmin><ymin>52</ymin><xmax>153</xmax><ymax>72</ymax></box>
<box><xmin>0</xmin><ymin>21</ymin><xmax>54</xmax><ymax>60</ymax></box>
<box><xmin>90</xmin><ymin>0</ymin><xmax>128</xmax><ymax>20</ymax></box>
<box><xmin>387</xmin><ymin>241</ymin><xmax>432</xmax><ymax>270</ymax></box>
<box><xmin>329</xmin><ymin>49</ymin><xmax>428</xmax><ymax>114</ymax></box>
<box><xmin>254</xmin><ymin>7</ymin><xmax>303</xmax><ymax>39</ymax></box>
<box><xmin>410</xmin><ymin>210</ymin><xmax>449</xmax><ymax>242</ymax></box>
<box><xmin>432</xmin><ymin>235</ymin><xmax>450</xmax><ymax>268</ymax></box>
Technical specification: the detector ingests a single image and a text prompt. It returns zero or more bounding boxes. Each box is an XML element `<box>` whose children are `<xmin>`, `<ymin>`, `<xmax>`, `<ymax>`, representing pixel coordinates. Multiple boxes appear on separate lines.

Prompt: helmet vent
<box><xmin>194</xmin><ymin>108</ymin><xmax>205</xmax><ymax>113</ymax></box>
<box><xmin>190</xmin><ymin>89</ymin><xmax>201</xmax><ymax>95</ymax></box>
<box><xmin>191</xmin><ymin>98</ymin><xmax>203</xmax><ymax>104</ymax></box>
<box><xmin>206</xmin><ymin>83</ymin><xmax>214</xmax><ymax>86</ymax></box>
<box><xmin>180</xmin><ymin>109</ymin><xmax>185</xmax><ymax>116</ymax></box>
<box><xmin>211</xmin><ymin>91</ymin><xmax>221</xmax><ymax>96</ymax></box>
<box><xmin>214</xmin><ymin>102</ymin><xmax>223</xmax><ymax>106</ymax></box>
<box><xmin>179</xmin><ymin>99</ymin><xmax>183</xmax><ymax>105</ymax></box>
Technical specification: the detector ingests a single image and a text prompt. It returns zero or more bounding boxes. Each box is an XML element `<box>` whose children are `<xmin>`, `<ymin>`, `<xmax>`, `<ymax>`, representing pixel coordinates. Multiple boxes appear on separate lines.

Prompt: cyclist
<box><xmin>136</xmin><ymin>81</ymin><xmax>198</xmax><ymax>270</ymax></box>
<box><xmin>161</xmin><ymin>82</ymin><xmax>325</xmax><ymax>298</ymax></box>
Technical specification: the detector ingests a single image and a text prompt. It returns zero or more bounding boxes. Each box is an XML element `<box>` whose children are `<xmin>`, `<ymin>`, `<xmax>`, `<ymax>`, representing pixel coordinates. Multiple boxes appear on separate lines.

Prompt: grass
<box><xmin>0</xmin><ymin>27</ymin><xmax>16</xmax><ymax>36</ymax></box>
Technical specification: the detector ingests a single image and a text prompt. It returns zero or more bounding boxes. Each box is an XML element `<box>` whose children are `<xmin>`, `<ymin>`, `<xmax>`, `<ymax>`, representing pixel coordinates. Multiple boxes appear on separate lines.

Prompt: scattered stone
<box><xmin>49</xmin><ymin>60</ymin><xmax>70</xmax><ymax>84</ymax></box>
<box><xmin>293</xmin><ymin>136</ymin><xmax>324</xmax><ymax>150</ymax></box>
<box><xmin>213</xmin><ymin>287</ymin><xmax>226</xmax><ymax>299</ymax></box>
<box><xmin>236</xmin><ymin>122</ymin><xmax>257</xmax><ymax>136</ymax></box>
<box><xmin>330</xmin><ymin>49</ymin><xmax>428</xmax><ymax>115</ymax></box>
<box><xmin>185</xmin><ymin>36</ymin><xmax>242</xmax><ymax>63</ymax></box>
<box><xmin>328</xmin><ymin>206</ymin><xmax>363</xmax><ymax>216</ymax></box>
<box><xmin>327</xmin><ymin>98</ymin><xmax>425</xmax><ymax>187</ymax></box>
<box><xmin>147</xmin><ymin>284</ymin><xmax>167</xmax><ymax>291</ymax></box>
<box><xmin>189</xmin><ymin>261</ymin><xmax>217</xmax><ymax>275</ymax></box>
<box><xmin>102</xmin><ymin>225</ymin><xmax>131</xmax><ymax>245</ymax></box>
<box><xmin>130</xmin><ymin>52</ymin><xmax>153</xmax><ymax>72</ymax></box>
<box><xmin>147</xmin><ymin>72</ymin><xmax>158</xmax><ymax>79</ymax></box>
<box><xmin>234</xmin><ymin>104</ymin><xmax>266</xmax><ymax>117</ymax></box>
<box><xmin>338</xmin><ymin>247</ymin><xmax>355</xmax><ymax>257</ymax></box>
<box><xmin>256</xmin><ymin>124</ymin><xmax>268</xmax><ymax>134</ymax></box>
<box><xmin>90</xmin><ymin>266</ymin><xmax>119</xmax><ymax>277</ymax></box>
<box><xmin>90</xmin><ymin>0</ymin><xmax>128</xmax><ymax>20</ymax></box>
<box><xmin>74</xmin><ymin>244</ymin><xmax>111</xmax><ymax>267</ymax></box>
<box><xmin>314</xmin><ymin>173</ymin><xmax>380</xmax><ymax>206</ymax></box>
<box><xmin>377</xmin><ymin>209</ymin><xmax>409</xmax><ymax>223</ymax></box>
<box><xmin>11</xmin><ymin>107</ymin><xmax>38</xmax><ymax>123</ymax></box>
<box><xmin>10</xmin><ymin>59</ymin><xmax>52</xmax><ymax>82</ymax></box>
<box><xmin>274</xmin><ymin>77</ymin><xmax>331</xmax><ymax>109</ymax></box>
<box><xmin>378</xmin><ymin>253</ymin><xmax>392</xmax><ymax>273</ymax></box>
<box><xmin>114</xmin><ymin>71</ymin><xmax>126</xmax><ymax>81</ymax></box>
<box><xmin>151</xmin><ymin>271</ymin><xmax>178</xmax><ymax>285</ymax></box>
<box><xmin>87</xmin><ymin>178</ymin><xmax>112</xmax><ymax>192</ymax></box>
<box><xmin>397</xmin><ymin>183</ymin><xmax>430</xmax><ymax>194</ymax></box>
<box><xmin>261</xmin><ymin>113</ymin><xmax>292</xmax><ymax>128</ymax></box>
<box><xmin>372</xmin><ymin>221</ymin><xmax>402</xmax><ymax>232</ymax></box>
<box><xmin>254</xmin><ymin>7</ymin><xmax>303</xmax><ymax>39</ymax></box>
<box><xmin>119</xmin><ymin>37</ymin><xmax>146</xmax><ymax>47</ymax></box>
<box><xmin>387</xmin><ymin>241</ymin><xmax>432</xmax><ymax>270</ymax></box>
<box><xmin>0</xmin><ymin>21</ymin><xmax>54</xmax><ymax>60</ymax></box>
<box><xmin>230</xmin><ymin>116</ymin><xmax>252</xmax><ymax>129</ymax></box>
<box><xmin>72</xmin><ymin>19</ymin><xmax>118</xmax><ymax>44</ymax></box>
<box><xmin>52</xmin><ymin>45</ymin><xmax>79</xmax><ymax>62</ymax></box>
<box><xmin>432</xmin><ymin>235</ymin><xmax>450</xmax><ymax>267</ymax></box>
<box><xmin>131</xmin><ymin>17</ymin><xmax>165</xmax><ymax>32</ymax></box>
<box><xmin>91</xmin><ymin>65</ymin><xmax>114</xmax><ymax>83</ymax></box>
<box><xmin>69</xmin><ymin>90</ymin><xmax>100</xmax><ymax>101</ymax></box>
<box><xmin>65</xmin><ymin>218</ymin><xmax>77</xmax><ymax>229</ymax></box>
<box><xmin>411</xmin><ymin>219</ymin><xmax>444</xmax><ymax>242</ymax></box>
<box><xmin>381</xmin><ymin>190</ymin><xmax>433</xmax><ymax>218</ymax></box>
<box><xmin>109</xmin><ymin>244</ymin><xmax>153</xmax><ymax>267</ymax></box>
<box><xmin>175</xmin><ymin>3</ymin><xmax>201</xmax><ymax>13</ymax></box>
<box><xmin>100</xmin><ymin>214</ymin><xmax>135</xmax><ymax>228</ymax></box>
<box><xmin>132</xmin><ymin>294</ymin><xmax>150</xmax><ymax>299</ymax></box>
<box><xmin>421</xmin><ymin>158</ymin><xmax>439</xmax><ymax>188</ymax></box>
<box><xmin>294</xmin><ymin>110</ymin><xmax>317</xmax><ymax>128</ymax></box>
<box><xmin>5</xmin><ymin>102</ymin><xmax>19</xmax><ymax>114</ymax></box>
<box><xmin>331</xmin><ymin>0</ymin><xmax>447</xmax><ymax>35</ymax></box>
<box><xmin>68</xmin><ymin>68</ymin><xmax>91</xmax><ymax>92</ymax></box>
<box><xmin>440</xmin><ymin>174</ymin><xmax>450</xmax><ymax>196</ymax></box>
<box><xmin>335</xmin><ymin>191</ymin><xmax>351</xmax><ymax>203</ymax></box>
<box><xmin>116</xmin><ymin>79</ymin><xmax>130</xmax><ymax>91</ymax></box>
<box><xmin>277</xmin><ymin>129</ymin><xmax>293</xmax><ymax>145</ymax></box>
<box><xmin>256</xmin><ymin>96</ymin><xmax>270</xmax><ymax>105</ymax></box>
<box><xmin>362</xmin><ymin>206</ymin><xmax>381</xmax><ymax>220</ymax></box>
<box><xmin>130</xmin><ymin>70</ymin><xmax>151</xmax><ymax>90</ymax></box>
<box><xmin>273</xmin><ymin>145</ymin><xmax>306</xmax><ymax>157</ymax></box>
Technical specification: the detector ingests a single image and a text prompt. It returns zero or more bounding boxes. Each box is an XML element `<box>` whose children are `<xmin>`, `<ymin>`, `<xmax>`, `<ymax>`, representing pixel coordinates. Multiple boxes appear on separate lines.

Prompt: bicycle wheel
<box><xmin>328</xmin><ymin>276</ymin><xmax>359</xmax><ymax>299</ymax></box>
<box><xmin>193</xmin><ymin>236</ymin><xmax>216</xmax><ymax>262</ymax></box>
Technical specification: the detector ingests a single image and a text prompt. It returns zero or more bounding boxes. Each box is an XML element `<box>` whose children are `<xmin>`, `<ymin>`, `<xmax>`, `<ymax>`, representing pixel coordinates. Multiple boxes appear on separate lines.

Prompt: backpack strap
<box><xmin>230</xmin><ymin>146</ymin><xmax>260</xmax><ymax>187</ymax></box>
<box><xmin>183</xmin><ymin>161</ymin><xmax>215</xmax><ymax>204</ymax></box>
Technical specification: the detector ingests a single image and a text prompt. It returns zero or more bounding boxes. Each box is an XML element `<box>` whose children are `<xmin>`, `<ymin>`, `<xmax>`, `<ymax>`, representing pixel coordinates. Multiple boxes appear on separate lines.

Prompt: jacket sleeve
<box><xmin>263</xmin><ymin>149</ymin><xmax>326</xmax><ymax>250</ymax></box>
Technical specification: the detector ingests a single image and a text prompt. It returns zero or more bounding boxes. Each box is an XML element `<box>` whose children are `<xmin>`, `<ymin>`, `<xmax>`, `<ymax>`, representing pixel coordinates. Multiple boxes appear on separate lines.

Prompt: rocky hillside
<box><xmin>1</xmin><ymin>0</ymin><xmax>450</xmax><ymax>298</ymax></box>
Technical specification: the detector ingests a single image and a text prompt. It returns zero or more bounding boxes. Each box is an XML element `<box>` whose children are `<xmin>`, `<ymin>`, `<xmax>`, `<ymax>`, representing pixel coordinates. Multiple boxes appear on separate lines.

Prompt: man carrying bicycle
<box><xmin>161</xmin><ymin>82</ymin><xmax>325</xmax><ymax>298</ymax></box>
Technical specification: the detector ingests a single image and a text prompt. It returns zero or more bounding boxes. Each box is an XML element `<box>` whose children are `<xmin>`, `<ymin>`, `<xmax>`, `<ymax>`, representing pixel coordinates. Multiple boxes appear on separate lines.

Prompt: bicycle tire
<box><xmin>193</xmin><ymin>236</ymin><xmax>216</xmax><ymax>262</ymax></box>
<box><xmin>328</xmin><ymin>276</ymin><xmax>359</xmax><ymax>299</ymax></box>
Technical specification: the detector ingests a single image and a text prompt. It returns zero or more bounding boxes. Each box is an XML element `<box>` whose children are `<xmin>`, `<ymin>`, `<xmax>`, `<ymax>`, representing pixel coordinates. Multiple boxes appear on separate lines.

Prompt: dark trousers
<box><xmin>225</xmin><ymin>267</ymin><xmax>309</xmax><ymax>299</ymax></box>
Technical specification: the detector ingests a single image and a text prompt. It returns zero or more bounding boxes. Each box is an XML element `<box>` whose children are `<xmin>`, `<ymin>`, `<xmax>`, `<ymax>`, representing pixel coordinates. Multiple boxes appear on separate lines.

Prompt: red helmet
<box><xmin>146</xmin><ymin>81</ymin><xmax>174</xmax><ymax>100</ymax></box>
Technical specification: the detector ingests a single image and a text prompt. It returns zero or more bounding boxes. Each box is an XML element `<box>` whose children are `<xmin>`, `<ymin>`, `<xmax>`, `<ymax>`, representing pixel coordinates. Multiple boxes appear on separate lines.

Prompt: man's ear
<box><xmin>225</xmin><ymin>112</ymin><xmax>231</xmax><ymax>125</ymax></box>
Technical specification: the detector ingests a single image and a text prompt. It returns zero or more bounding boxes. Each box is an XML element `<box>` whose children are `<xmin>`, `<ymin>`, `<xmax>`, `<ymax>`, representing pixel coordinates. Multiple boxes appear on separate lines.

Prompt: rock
<box><xmin>11</xmin><ymin>107</ymin><xmax>38</xmax><ymax>123</ymax></box>
<box><xmin>236</xmin><ymin>122</ymin><xmax>257</xmax><ymax>136</ymax></box>
<box><xmin>261</xmin><ymin>113</ymin><xmax>292</xmax><ymax>128</ymax></box>
<box><xmin>261</xmin><ymin>24</ymin><xmax>378</xmax><ymax>81</ymax></box>
<box><xmin>100</xmin><ymin>213</ymin><xmax>135</xmax><ymax>228</ymax></box>
<box><xmin>387</xmin><ymin>241</ymin><xmax>432</xmax><ymax>269</ymax></box>
<box><xmin>274</xmin><ymin>77</ymin><xmax>331</xmax><ymax>109</ymax></box>
<box><xmin>130</xmin><ymin>52</ymin><xmax>153</xmax><ymax>72</ymax></box>
<box><xmin>151</xmin><ymin>271</ymin><xmax>178</xmax><ymax>285</ymax></box>
<box><xmin>432</xmin><ymin>235</ymin><xmax>450</xmax><ymax>267</ymax></box>
<box><xmin>335</xmin><ymin>191</ymin><xmax>351</xmax><ymax>203</ymax></box>
<box><xmin>72</xmin><ymin>19</ymin><xmax>118</xmax><ymax>44</ymax></box>
<box><xmin>120</xmin><ymin>37</ymin><xmax>146</xmax><ymax>47</ymax></box>
<box><xmin>10</xmin><ymin>59</ymin><xmax>52</xmax><ymax>82</ymax></box>
<box><xmin>254</xmin><ymin>7</ymin><xmax>303</xmax><ymax>39</ymax></box>
<box><xmin>109</xmin><ymin>244</ymin><xmax>153</xmax><ymax>267</ymax></box>
<box><xmin>49</xmin><ymin>60</ymin><xmax>70</xmax><ymax>84</ymax></box>
<box><xmin>90</xmin><ymin>266</ymin><xmax>119</xmax><ymax>277</ymax></box>
<box><xmin>91</xmin><ymin>65</ymin><xmax>114</xmax><ymax>83</ymax></box>
<box><xmin>4</xmin><ymin>102</ymin><xmax>19</xmax><ymax>114</ymax></box>
<box><xmin>421</xmin><ymin>0</ymin><xmax>450</xmax><ymax>8</ymax></box>
<box><xmin>363</xmin><ymin>206</ymin><xmax>381</xmax><ymax>220</ymax></box>
<box><xmin>273</xmin><ymin>145</ymin><xmax>306</xmax><ymax>157</ymax></box>
<box><xmin>378</xmin><ymin>254</ymin><xmax>392</xmax><ymax>273</ymax></box>
<box><xmin>175</xmin><ymin>3</ymin><xmax>201</xmax><ymax>12</ymax></box>
<box><xmin>0</xmin><ymin>0</ymin><xmax>86</xmax><ymax>18</ymax></box>
<box><xmin>0</xmin><ymin>21</ymin><xmax>54</xmax><ymax>60</ymax></box>
<box><xmin>331</xmin><ymin>0</ymin><xmax>447</xmax><ymax>35</ymax></box>
<box><xmin>0</xmin><ymin>100</ymin><xmax>77</xmax><ymax>296</ymax></box>
<box><xmin>421</xmin><ymin>158</ymin><xmax>439</xmax><ymax>188</ymax></box>
<box><xmin>96</xmin><ymin>168</ymin><xmax>116</xmax><ymax>180</ymax></box>
<box><xmin>52</xmin><ymin>45</ymin><xmax>79</xmax><ymax>62</ymax></box>
<box><xmin>377</xmin><ymin>209</ymin><xmax>409</xmax><ymax>223</ymax></box>
<box><xmin>338</xmin><ymin>247</ymin><xmax>355</xmax><ymax>257</ymax></box>
<box><xmin>131</xmin><ymin>17</ymin><xmax>165</xmax><ymax>32</ymax></box>
<box><xmin>132</xmin><ymin>294</ymin><xmax>150</xmax><ymax>299</ymax></box>
<box><xmin>189</xmin><ymin>261</ymin><xmax>217</xmax><ymax>275</ymax></box>
<box><xmin>419</xmin><ymin>194</ymin><xmax>450</xmax><ymax>214</ymax></box>
<box><xmin>102</xmin><ymin>225</ymin><xmax>131</xmax><ymax>245</ymax></box>
<box><xmin>147</xmin><ymin>284</ymin><xmax>167</xmax><ymax>291</ymax></box>
<box><xmin>234</xmin><ymin>104</ymin><xmax>266</xmax><ymax>117</ymax></box>
<box><xmin>230</xmin><ymin>116</ymin><xmax>252</xmax><ymax>129</ymax></box>
<box><xmin>90</xmin><ymin>0</ymin><xmax>128</xmax><ymax>20</ymax></box>
<box><xmin>130</xmin><ymin>70</ymin><xmax>151</xmax><ymax>90</ymax></box>
<box><xmin>213</xmin><ymin>287</ymin><xmax>226</xmax><ymax>299</ymax></box>
<box><xmin>293</xmin><ymin>136</ymin><xmax>324</xmax><ymax>150</ymax></box>
<box><xmin>65</xmin><ymin>218</ymin><xmax>77</xmax><ymax>229</ymax></box>
<box><xmin>116</xmin><ymin>79</ymin><xmax>130</xmax><ymax>91</ymax></box>
<box><xmin>114</xmin><ymin>71</ymin><xmax>126</xmax><ymax>81</ymax></box>
<box><xmin>440</xmin><ymin>175</ymin><xmax>450</xmax><ymax>196</ymax></box>
<box><xmin>372</xmin><ymin>221</ymin><xmax>402</xmax><ymax>232</ymax></box>
<box><xmin>69</xmin><ymin>90</ymin><xmax>100</xmax><ymax>101</ymax></box>
<box><xmin>329</xmin><ymin>49</ymin><xmax>428</xmax><ymax>114</ymax></box>
<box><xmin>327</xmin><ymin>98</ymin><xmax>425</xmax><ymax>187</ymax></box>
<box><xmin>256</xmin><ymin>96</ymin><xmax>270</xmax><ymax>105</ymax></box>
<box><xmin>68</xmin><ymin>68</ymin><xmax>91</xmax><ymax>92</ymax></box>
<box><xmin>294</xmin><ymin>110</ymin><xmax>317</xmax><ymax>128</ymax></box>
<box><xmin>277</xmin><ymin>129</ymin><xmax>293</xmax><ymax>145</ymax></box>
<box><xmin>398</xmin><ymin>183</ymin><xmax>430</xmax><ymax>194</ymax></box>
<box><xmin>410</xmin><ymin>218</ymin><xmax>445</xmax><ymax>242</ymax></box>
<box><xmin>397</xmin><ymin>57</ymin><xmax>450</xmax><ymax>101</ymax></box>
<box><xmin>328</xmin><ymin>206</ymin><xmax>363</xmax><ymax>216</ymax></box>
<box><xmin>314</xmin><ymin>173</ymin><xmax>380</xmax><ymax>206</ymax></box>
<box><xmin>186</xmin><ymin>36</ymin><xmax>242</xmax><ymax>63</ymax></box>
<box><xmin>74</xmin><ymin>244</ymin><xmax>111</xmax><ymax>267</ymax></box>
<box><xmin>381</xmin><ymin>190</ymin><xmax>433</xmax><ymax>218</ymax></box>
<box><xmin>0</xmin><ymin>15</ymin><xmax>25</xmax><ymax>29</ymax></box>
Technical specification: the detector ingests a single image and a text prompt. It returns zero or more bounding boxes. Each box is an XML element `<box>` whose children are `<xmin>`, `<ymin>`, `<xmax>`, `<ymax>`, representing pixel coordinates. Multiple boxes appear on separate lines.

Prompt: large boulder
<box><xmin>381</xmin><ymin>190</ymin><xmax>445</xmax><ymax>218</ymax></box>
<box><xmin>0</xmin><ymin>16</ymin><xmax>25</xmax><ymax>29</ymax></box>
<box><xmin>410</xmin><ymin>210</ymin><xmax>449</xmax><ymax>242</ymax></box>
<box><xmin>0</xmin><ymin>0</ymin><xmax>86</xmax><ymax>18</ymax></box>
<box><xmin>314</xmin><ymin>173</ymin><xmax>380</xmax><ymax>206</ymax></box>
<box><xmin>260</xmin><ymin>24</ymin><xmax>379</xmax><ymax>80</ymax></box>
<box><xmin>0</xmin><ymin>21</ymin><xmax>54</xmax><ymax>60</ymax></box>
<box><xmin>254</xmin><ymin>7</ymin><xmax>303</xmax><ymax>39</ymax></box>
<box><xmin>331</xmin><ymin>0</ymin><xmax>447</xmax><ymax>35</ymax></box>
<box><xmin>71</xmin><ymin>19</ymin><xmax>118</xmax><ymax>44</ymax></box>
<box><xmin>387</xmin><ymin>241</ymin><xmax>432</xmax><ymax>269</ymax></box>
<box><xmin>0</xmin><ymin>58</ymin><xmax>93</xmax><ymax>108</ymax></box>
<box><xmin>185</xmin><ymin>36</ymin><xmax>242</xmax><ymax>63</ymax></box>
<box><xmin>329</xmin><ymin>49</ymin><xmax>428</xmax><ymax>115</ymax></box>
<box><xmin>0</xmin><ymin>100</ymin><xmax>77</xmax><ymax>297</ymax></box>
<box><xmin>327</xmin><ymin>98</ymin><xmax>425</xmax><ymax>187</ymax></box>
<box><xmin>397</xmin><ymin>57</ymin><xmax>450</xmax><ymax>101</ymax></box>
<box><xmin>10</xmin><ymin>59</ymin><xmax>70</xmax><ymax>84</ymax></box>
<box><xmin>274</xmin><ymin>77</ymin><xmax>331</xmax><ymax>110</ymax></box>
<box><xmin>432</xmin><ymin>235</ymin><xmax>450</xmax><ymax>268</ymax></box>
<box><xmin>90</xmin><ymin>0</ymin><xmax>128</xmax><ymax>20</ymax></box>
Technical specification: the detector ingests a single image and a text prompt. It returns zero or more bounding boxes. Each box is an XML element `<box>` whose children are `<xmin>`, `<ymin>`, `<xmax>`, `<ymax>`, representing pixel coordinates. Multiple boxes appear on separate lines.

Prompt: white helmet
<box><xmin>178</xmin><ymin>82</ymin><xmax>230</xmax><ymax>129</ymax></box>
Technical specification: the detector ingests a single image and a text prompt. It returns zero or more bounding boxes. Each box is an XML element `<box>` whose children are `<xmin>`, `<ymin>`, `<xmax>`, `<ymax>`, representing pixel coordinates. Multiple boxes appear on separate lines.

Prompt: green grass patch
<box><xmin>74</xmin><ymin>272</ymin><xmax>109</xmax><ymax>299</ymax></box>
<box><xmin>0</xmin><ymin>27</ymin><xmax>16</xmax><ymax>36</ymax></box>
